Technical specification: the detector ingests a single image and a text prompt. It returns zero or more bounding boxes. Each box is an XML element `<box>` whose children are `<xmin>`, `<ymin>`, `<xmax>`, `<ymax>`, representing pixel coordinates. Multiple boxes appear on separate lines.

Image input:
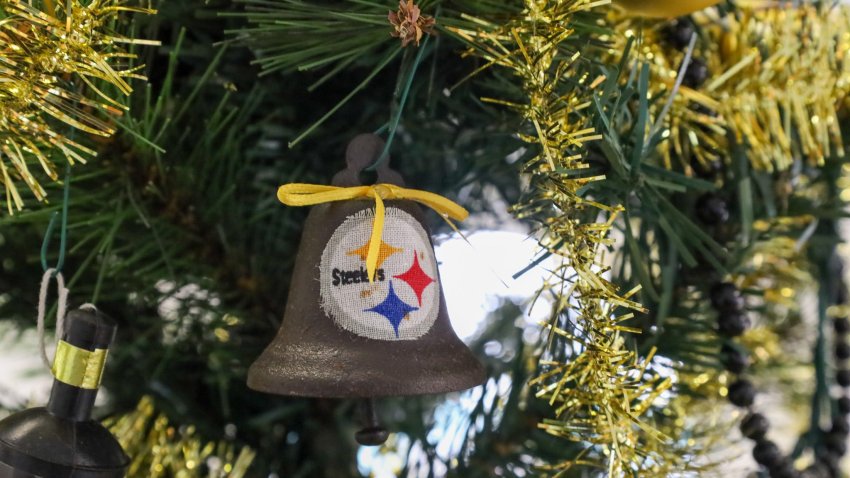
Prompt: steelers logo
<box><xmin>319</xmin><ymin>207</ymin><xmax>440</xmax><ymax>341</ymax></box>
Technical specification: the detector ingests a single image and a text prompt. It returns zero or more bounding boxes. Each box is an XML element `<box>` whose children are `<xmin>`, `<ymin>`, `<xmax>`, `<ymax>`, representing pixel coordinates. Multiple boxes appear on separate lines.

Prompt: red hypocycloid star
<box><xmin>394</xmin><ymin>251</ymin><xmax>435</xmax><ymax>306</ymax></box>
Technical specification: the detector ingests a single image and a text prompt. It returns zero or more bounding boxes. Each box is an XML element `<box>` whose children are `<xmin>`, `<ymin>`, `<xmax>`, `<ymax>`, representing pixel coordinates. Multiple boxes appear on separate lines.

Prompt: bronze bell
<box><xmin>248</xmin><ymin>134</ymin><xmax>485</xmax><ymax>444</ymax></box>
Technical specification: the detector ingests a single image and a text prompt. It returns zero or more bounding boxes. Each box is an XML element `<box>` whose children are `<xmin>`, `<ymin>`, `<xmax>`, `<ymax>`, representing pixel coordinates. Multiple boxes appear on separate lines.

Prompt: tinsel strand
<box><xmin>610</xmin><ymin>5</ymin><xmax>850</xmax><ymax>173</ymax></box>
<box><xmin>0</xmin><ymin>0</ymin><xmax>157</xmax><ymax>213</ymax></box>
<box><xmin>450</xmin><ymin>1</ymin><xmax>682</xmax><ymax>474</ymax></box>
<box><xmin>105</xmin><ymin>396</ymin><xmax>256</xmax><ymax>478</ymax></box>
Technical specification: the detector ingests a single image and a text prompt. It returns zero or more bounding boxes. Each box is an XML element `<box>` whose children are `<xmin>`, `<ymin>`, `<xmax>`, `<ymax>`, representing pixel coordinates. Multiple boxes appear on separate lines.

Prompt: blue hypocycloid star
<box><xmin>364</xmin><ymin>281</ymin><xmax>419</xmax><ymax>337</ymax></box>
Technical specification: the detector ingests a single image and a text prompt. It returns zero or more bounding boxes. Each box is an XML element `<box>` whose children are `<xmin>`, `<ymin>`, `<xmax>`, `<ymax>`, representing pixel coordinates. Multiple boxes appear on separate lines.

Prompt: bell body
<box><xmin>249</xmin><ymin>198</ymin><xmax>485</xmax><ymax>398</ymax></box>
<box><xmin>0</xmin><ymin>309</ymin><xmax>128</xmax><ymax>478</ymax></box>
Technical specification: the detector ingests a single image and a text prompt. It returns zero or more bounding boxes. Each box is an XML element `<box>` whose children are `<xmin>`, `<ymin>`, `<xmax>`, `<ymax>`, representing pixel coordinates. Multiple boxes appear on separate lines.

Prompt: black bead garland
<box><xmin>753</xmin><ymin>439</ymin><xmax>783</xmax><ymax>468</ymax></box>
<box><xmin>710</xmin><ymin>282</ymin><xmax>745</xmax><ymax>313</ymax></box>
<box><xmin>728</xmin><ymin>379</ymin><xmax>757</xmax><ymax>407</ymax></box>
<box><xmin>722</xmin><ymin>343</ymin><xmax>750</xmax><ymax>375</ymax></box>
<box><xmin>683</xmin><ymin>57</ymin><xmax>709</xmax><ymax>88</ymax></box>
<box><xmin>741</xmin><ymin>413</ymin><xmax>770</xmax><ymax>440</ymax></box>
<box><xmin>696</xmin><ymin>193</ymin><xmax>731</xmax><ymax>225</ymax></box>
<box><xmin>691</xmin><ymin>157</ymin><xmax>723</xmax><ymax>180</ymax></box>
<box><xmin>772</xmin><ymin>461</ymin><xmax>799</xmax><ymax>478</ymax></box>
<box><xmin>838</xmin><ymin>396</ymin><xmax>850</xmax><ymax>415</ymax></box>
<box><xmin>831</xmin><ymin>416</ymin><xmax>849</xmax><ymax>436</ymax></box>
<box><xmin>835</xmin><ymin>317</ymin><xmax>850</xmax><ymax>335</ymax></box>
<box><xmin>662</xmin><ymin>20</ymin><xmax>695</xmax><ymax>50</ymax></box>
<box><xmin>838</xmin><ymin>370</ymin><xmax>850</xmax><ymax>387</ymax></box>
<box><xmin>718</xmin><ymin>310</ymin><xmax>752</xmax><ymax>337</ymax></box>
<box><xmin>801</xmin><ymin>463</ymin><xmax>832</xmax><ymax>478</ymax></box>
<box><xmin>696</xmin><ymin>176</ymin><xmax>850</xmax><ymax>477</ymax></box>
<box><xmin>836</xmin><ymin>340</ymin><xmax>850</xmax><ymax>360</ymax></box>
<box><xmin>824</xmin><ymin>433</ymin><xmax>847</xmax><ymax>457</ymax></box>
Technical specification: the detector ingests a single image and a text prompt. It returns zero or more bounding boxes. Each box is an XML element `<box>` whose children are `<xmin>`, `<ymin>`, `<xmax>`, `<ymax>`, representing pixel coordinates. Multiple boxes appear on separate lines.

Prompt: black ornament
<box><xmin>718</xmin><ymin>310</ymin><xmax>751</xmax><ymax>337</ymax></box>
<box><xmin>710</xmin><ymin>282</ymin><xmax>745</xmax><ymax>313</ymax></box>
<box><xmin>741</xmin><ymin>413</ymin><xmax>770</xmax><ymax>440</ymax></box>
<box><xmin>683</xmin><ymin>57</ymin><xmax>709</xmax><ymax>88</ymax></box>
<box><xmin>838</xmin><ymin>396</ymin><xmax>850</xmax><ymax>415</ymax></box>
<box><xmin>721</xmin><ymin>343</ymin><xmax>750</xmax><ymax>374</ymax></box>
<box><xmin>834</xmin><ymin>317</ymin><xmax>850</xmax><ymax>334</ymax></box>
<box><xmin>696</xmin><ymin>193</ymin><xmax>731</xmax><ymax>226</ymax></box>
<box><xmin>752</xmin><ymin>439</ymin><xmax>783</xmax><ymax>468</ymax></box>
<box><xmin>838</xmin><ymin>369</ymin><xmax>850</xmax><ymax>387</ymax></box>
<box><xmin>836</xmin><ymin>340</ymin><xmax>850</xmax><ymax>360</ymax></box>
<box><xmin>662</xmin><ymin>20</ymin><xmax>695</xmax><ymax>50</ymax></box>
<box><xmin>728</xmin><ymin>379</ymin><xmax>756</xmax><ymax>408</ymax></box>
<box><xmin>0</xmin><ymin>308</ymin><xmax>128</xmax><ymax>478</ymax></box>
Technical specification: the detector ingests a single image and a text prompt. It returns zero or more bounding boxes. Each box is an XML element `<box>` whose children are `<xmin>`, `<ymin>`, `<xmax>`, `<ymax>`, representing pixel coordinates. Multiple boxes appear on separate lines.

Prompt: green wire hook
<box><xmin>368</xmin><ymin>33</ymin><xmax>432</xmax><ymax>171</ymax></box>
<box><xmin>41</xmin><ymin>163</ymin><xmax>71</xmax><ymax>276</ymax></box>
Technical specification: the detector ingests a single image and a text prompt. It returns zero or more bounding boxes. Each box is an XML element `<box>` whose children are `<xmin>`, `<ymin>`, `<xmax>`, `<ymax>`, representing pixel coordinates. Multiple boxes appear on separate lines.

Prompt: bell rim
<box><xmin>247</xmin><ymin>361</ymin><xmax>486</xmax><ymax>399</ymax></box>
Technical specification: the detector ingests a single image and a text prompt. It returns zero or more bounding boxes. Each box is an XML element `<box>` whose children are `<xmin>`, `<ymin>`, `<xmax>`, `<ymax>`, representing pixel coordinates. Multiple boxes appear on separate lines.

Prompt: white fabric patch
<box><xmin>320</xmin><ymin>207</ymin><xmax>440</xmax><ymax>341</ymax></box>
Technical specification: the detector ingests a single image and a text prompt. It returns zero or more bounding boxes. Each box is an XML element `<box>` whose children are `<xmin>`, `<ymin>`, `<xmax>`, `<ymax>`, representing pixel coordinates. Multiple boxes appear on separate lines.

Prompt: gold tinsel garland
<box><xmin>449</xmin><ymin>1</ymin><xmax>691</xmax><ymax>474</ymax></box>
<box><xmin>105</xmin><ymin>396</ymin><xmax>255</xmax><ymax>477</ymax></box>
<box><xmin>611</xmin><ymin>4</ymin><xmax>850</xmax><ymax>173</ymax></box>
<box><xmin>713</xmin><ymin>6</ymin><xmax>850</xmax><ymax>171</ymax></box>
<box><xmin>0</xmin><ymin>0</ymin><xmax>156</xmax><ymax>213</ymax></box>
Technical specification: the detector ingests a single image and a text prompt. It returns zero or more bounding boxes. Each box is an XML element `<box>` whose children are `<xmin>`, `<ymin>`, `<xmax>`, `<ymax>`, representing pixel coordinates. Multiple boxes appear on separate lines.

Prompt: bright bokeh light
<box><xmin>435</xmin><ymin>230</ymin><xmax>556</xmax><ymax>340</ymax></box>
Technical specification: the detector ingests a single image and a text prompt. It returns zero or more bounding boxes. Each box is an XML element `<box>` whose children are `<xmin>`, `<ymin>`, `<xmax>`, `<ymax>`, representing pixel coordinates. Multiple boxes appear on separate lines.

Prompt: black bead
<box><xmin>696</xmin><ymin>193</ymin><xmax>730</xmax><ymax>226</ymax></box>
<box><xmin>710</xmin><ymin>282</ymin><xmax>745</xmax><ymax>313</ymax></box>
<box><xmin>728</xmin><ymin>379</ymin><xmax>756</xmax><ymax>408</ymax></box>
<box><xmin>838</xmin><ymin>396</ymin><xmax>850</xmax><ymax>415</ymax></box>
<box><xmin>832</xmin><ymin>416</ymin><xmax>850</xmax><ymax>436</ymax></box>
<box><xmin>769</xmin><ymin>461</ymin><xmax>797</xmax><ymax>478</ymax></box>
<box><xmin>753</xmin><ymin>439</ymin><xmax>783</xmax><ymax>468</ymax></box>
<box><xmin>824</xmin><ymin>432</ymin><xmax>847</xmax><ymax>457</ymax></box>
<box><xmin>662</xmin><ymin>20</ymin><xmax>695</xmax><ymax>50</ymax></box>
<box><xmin>721</xmin><ymin>343</ymin><xmax>750</xmax><ymax>374</ymax></box>
<box><xmin>836</xmin><ymin>341</ymin><xmax>850</xmax><ymax>360</ymax></box>
<box><xmin>718</xmin><ymin>310</ymin><xmax>752</xmax><ymax>337</ymax></box>
<box><xmin>741</xmin><ymin>412</ymin><xmax>770</xmax><ymax>440</ymax></box>
<box><xmin>834</xmin><ymin>317</ymin><xmax>850</xmax><ymax>334</ymax></box>
<box><xmin>838</xmin><ymin>369</ymin><xmax>850</xmax><ymax>387</ymax></box>
<box><xmin>683</xmin><ymin>57</ymin><xmax>709</xmax><ymax>89</ymax></box>
<box><xmin>814</xmin><ymin>451</ymin><xmax>839</xmax><ymax>477</ymax></box>
<box><xmin>690</xmin><ymin>157</ymin><xmax>723</xmax><ymax>179</ymax></box>
<box><xmin>801</xmin><ymin>463</ymin><xmax>830</xmax><ymax>478</ymax></box>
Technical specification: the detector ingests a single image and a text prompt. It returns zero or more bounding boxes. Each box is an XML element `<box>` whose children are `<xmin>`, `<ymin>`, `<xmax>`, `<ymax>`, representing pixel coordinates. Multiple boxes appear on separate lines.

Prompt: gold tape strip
<box><xmin>51</xmin><ymin>340</ymin><xmax>108</xmax><ymax>390</ymax></box>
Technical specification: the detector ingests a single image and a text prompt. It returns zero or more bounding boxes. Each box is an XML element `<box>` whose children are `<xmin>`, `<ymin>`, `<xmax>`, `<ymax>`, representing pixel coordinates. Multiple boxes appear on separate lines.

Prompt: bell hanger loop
<box><xmin>331</xmin><ymin>134</ymin><xmax>405</xmax><ymax>187</ymax></box>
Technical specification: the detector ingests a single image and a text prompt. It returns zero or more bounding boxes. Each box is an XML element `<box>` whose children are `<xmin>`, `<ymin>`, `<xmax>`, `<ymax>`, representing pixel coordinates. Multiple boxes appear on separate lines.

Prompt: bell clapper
<box><xmin>355</xmin><ymin>398</ymin><xmax>389</xmax><ymax>446</ymax></box>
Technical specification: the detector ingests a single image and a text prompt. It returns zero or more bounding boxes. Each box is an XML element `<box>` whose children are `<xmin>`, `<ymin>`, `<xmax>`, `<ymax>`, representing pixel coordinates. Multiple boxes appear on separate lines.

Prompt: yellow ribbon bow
<box><xmin>277</xmin><ymin>183</ymin><xmax>469</xmax><ymax>282</ymax></box>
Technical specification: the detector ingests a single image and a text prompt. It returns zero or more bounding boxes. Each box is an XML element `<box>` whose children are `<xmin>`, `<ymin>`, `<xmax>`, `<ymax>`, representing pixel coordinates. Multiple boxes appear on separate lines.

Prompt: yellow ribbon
<box><xmin>52</xmin><ymin>340</ymin><xmax>108</xmax><ymax>390</ymax></box>
<box><xmin>277</xmin><ymin>183</ymin><xmax>469</xmax><ymax>282</ymax></box>
<box><xmin>614</xmin><ymin>0</ymin><xmax>721</xmax><ymax>18</ymax></box>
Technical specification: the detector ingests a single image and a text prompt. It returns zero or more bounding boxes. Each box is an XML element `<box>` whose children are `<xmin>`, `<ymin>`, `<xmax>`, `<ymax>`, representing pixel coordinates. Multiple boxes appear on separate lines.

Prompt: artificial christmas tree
<box><xmin>1</xmin><ymin>0</ymin><xmax>849</xmax><ymax>476</ymax></box>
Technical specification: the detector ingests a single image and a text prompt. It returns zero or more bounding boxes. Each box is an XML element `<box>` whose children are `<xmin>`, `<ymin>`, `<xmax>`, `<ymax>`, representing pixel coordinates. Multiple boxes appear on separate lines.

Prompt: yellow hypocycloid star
<box><xmin>347</xmin><ymin>239</ymin><xmax>403</xmax><ymax>270</ymax></box>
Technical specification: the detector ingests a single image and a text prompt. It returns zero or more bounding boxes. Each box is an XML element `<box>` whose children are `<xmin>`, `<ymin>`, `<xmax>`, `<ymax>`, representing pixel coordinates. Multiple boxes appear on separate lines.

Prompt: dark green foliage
<box><xmin>1</xmin><ymin>1</ymin><xmax>847</xmax><ymax>476</ymax></box>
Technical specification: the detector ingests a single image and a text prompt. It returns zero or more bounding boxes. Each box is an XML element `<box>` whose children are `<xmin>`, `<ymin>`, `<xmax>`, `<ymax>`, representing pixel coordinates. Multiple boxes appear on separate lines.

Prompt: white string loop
<box><xmin>37</xmin><ymin>268</ymin><xmax>69</xmax><ymax>371</ymax></box>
